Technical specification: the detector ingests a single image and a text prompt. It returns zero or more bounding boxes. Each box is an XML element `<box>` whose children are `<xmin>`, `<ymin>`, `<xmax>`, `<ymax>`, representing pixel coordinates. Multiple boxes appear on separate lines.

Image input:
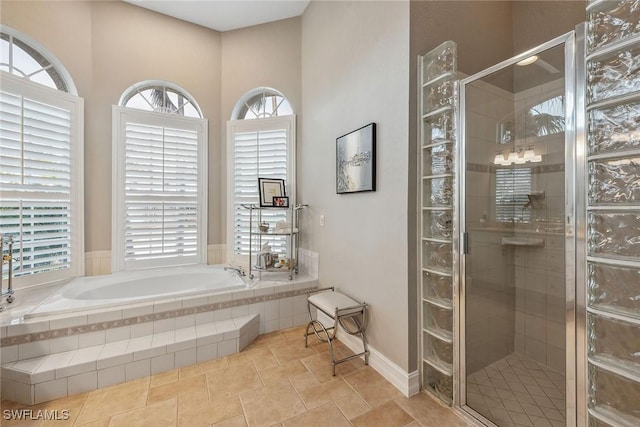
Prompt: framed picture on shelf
<box><xmin>336</xmin><ymin>123</ymin><xmax>376</xmax><ymax>194</ymax></box>
<box><xmin>258</xmin><ymin>177</ymin><xmax>286</xmax><ymax>207</ymax></box>
<box><xmin>272</xmin><ymin>196</ymin><xmax>289</xmax><ymax>208</ymax></box>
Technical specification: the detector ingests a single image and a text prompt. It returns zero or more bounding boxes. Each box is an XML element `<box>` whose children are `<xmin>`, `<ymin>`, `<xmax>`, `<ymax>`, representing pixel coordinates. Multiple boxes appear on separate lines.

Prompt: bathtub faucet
<box><xmin>1</xmin><ymin>234</ymin><xmax>16</xmax><ymax>309</ymax></box>
<box><xmin>224</xmin><ymin>265</ymin><xmax>246</xmax><ymax>277</ymax></box>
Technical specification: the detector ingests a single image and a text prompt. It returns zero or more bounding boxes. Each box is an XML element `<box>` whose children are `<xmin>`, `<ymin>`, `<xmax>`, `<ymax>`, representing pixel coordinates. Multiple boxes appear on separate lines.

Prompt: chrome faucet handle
<box><xmin>224</xmin><ymin>265</ymin><xmax>246</xmax><ymax>277</ymax></box>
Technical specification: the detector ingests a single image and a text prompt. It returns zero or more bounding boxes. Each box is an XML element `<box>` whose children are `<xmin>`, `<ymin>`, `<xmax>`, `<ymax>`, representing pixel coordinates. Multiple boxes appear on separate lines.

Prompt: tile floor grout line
<box><xmin>73</xmin><ymin>380</ymin><xmax>151</xmax><ymax>427</ymax></box>
<box><xmin>68</xmin><ymin>394</ymin><xmax>90</xmax><ymax>427</ymax></box>
<box><xmin>342</xmin><ymin>367</ymin><xmax>375</xmax><ymax>414</ymax></box>
<box><xmin>174</xmin><ymin>393</ymin><xmax>178</xmax><ymax>427</ymax></box>
<box><xmin>145</xmin><ymin>369</ymin><xmax>153</xmax><ymax>408</ymax></box>
<box><xmin>335</xmin><ymin>377</ymin><xmax>372</xmax><ymax>425</ymax></box>
<box><xmin>236</xmin><ymin>389</ymin><xmax>250</xmax><ymax>427</ymax></box>
<box><xmin>253</xmin><ymin>358</ymin><xmax>267</xmax><ymax>388</ymax></box>
<box><xmin>289</xmin><ymin>373</ymin><xmax>311</xmax><ymax>412</ymax></box>
<box><xmin>3</xmin><ymin>325</ymin><xmax>468</xmax><ymax>427</ymax></box>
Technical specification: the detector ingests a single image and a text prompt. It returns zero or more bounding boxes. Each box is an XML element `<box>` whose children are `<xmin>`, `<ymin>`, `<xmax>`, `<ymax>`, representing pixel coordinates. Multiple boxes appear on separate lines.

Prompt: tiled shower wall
<box><xmin>464</xmin><ymin>77</ymin><xmax>567</xmax><ymax>375</ymax></box>
<box><xmin>585</xmin><ymin>0</ymin><xmax>640</xmax><ymax>425</ymax></box>
<box><xmin>464</xmin><ymin>80</ymin><xmax>515</xmax><ymax>375</ymax></box>
<box><xmin>511</xmin><ymin>80</ymin><xmax>566</xmax><ymax>374</ymax></box>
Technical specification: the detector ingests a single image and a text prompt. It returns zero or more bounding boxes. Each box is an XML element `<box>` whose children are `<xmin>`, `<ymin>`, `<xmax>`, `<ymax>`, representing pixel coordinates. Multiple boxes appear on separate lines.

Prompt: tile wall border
<box><xmin>2</xmin><ymin>286</ymin><xmax>316</xmax><ymax>347</ymax></box>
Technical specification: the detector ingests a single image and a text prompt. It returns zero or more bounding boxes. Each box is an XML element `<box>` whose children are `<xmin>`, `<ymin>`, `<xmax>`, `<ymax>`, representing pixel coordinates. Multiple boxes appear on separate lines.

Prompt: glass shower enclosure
<box><xmin>458</xmin><ymin>32</ymin><xmax>577</xmax><ymax>426</ymax></box>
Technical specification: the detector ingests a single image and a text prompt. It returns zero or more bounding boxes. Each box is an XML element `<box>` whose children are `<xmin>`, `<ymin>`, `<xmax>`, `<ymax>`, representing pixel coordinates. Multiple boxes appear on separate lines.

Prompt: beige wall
<box><xmin>221</xmin><ymin>18</ymin><xmax>301</xmax><ymax>120</ymax></box>
<box><xmin>1</xmin><ymin>1</ymin><xmax>223</xmax><ymax>253</ymax></box>
<box><xmin>1</xmin><ymin>2</ymin><xmax>305</xmax><ymax>253</ymax></box>
<box><xmin>409</xmin><ymin>0</ymin><xmax>515</xmax><ymax>374</ymax></box>
<box><xmin>91</xmin><ymin>2</ymin><xmax>223</xmax><ymax>251</ymax></box>
<box><xmin>301</xmin><ymin>0</ymin><xmax>411</xmax><ymax>371</ymax></box>
<box><xmin>0</xmin><ymin>1</ymin><xmax>93</xmax><ymax>107</ymax></box>
<box><xmin>513</xmin><ymin>1</ymin><xmax>585</xmax><ymax>54</ymax></box>
<box><xmin>220</xmin><ymin>17</ymin><xmax>302</xmax><ymax>238</ymax></box>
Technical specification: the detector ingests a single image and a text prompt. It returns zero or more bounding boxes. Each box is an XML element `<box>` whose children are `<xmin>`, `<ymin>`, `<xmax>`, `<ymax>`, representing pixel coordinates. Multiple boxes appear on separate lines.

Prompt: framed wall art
<box><xmin>336</xmin><ymin>123</ymin><xmax>376</xmax><ymax>194</ymax></box>
<box><xmin>258</xmin><ymin>177</ymin><xmax>286</xmax><ymax>207</ymax></box>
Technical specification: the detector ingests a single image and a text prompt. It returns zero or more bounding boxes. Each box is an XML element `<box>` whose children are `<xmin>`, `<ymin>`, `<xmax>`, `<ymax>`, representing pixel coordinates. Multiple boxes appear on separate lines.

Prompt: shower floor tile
<box><xmin>467</xmin><ymin>353</ymin><xmax>565</xmax><ymax>427</ymax></box>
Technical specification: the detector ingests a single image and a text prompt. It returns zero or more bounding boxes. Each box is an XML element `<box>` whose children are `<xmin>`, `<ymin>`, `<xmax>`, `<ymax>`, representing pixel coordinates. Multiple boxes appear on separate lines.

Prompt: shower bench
<box><xmin>304</xmin><ymin>287</ymin><xmax>369</xmax><ymax>375</ymax></box>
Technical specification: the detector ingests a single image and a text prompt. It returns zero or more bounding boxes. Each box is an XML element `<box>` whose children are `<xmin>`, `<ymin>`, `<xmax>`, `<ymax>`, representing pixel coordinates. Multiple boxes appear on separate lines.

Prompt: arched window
<box><xmin>228</xmin><ymin>88</ymin><xmax>295</xmax><ymax>262</ymax></box>
<box><xmin>0</xmin><ymin>28</ymin><xmax>77</xmax><ymax>94</ymax></box>
<box><xmin>112</xmin><ymin>81</ymin><xmax>207</xmax><ymax>271</ymax></box>
<box><xmin>0</xmin><ymin>26</ymin><xmax>83</xmax><ymax>287</ymax></box>
<box><xmin>119</xmin><ymin>81</ymin><xmax>202</xmax><ymax>118</ymax></box>
<box><xmin>231</xmin><ymin>88</ymin><xmax>293</xmax><ymax>120</ymax></box>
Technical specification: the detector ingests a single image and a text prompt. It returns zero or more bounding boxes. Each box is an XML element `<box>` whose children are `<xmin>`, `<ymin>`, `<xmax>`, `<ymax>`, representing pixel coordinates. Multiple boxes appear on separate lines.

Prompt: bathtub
<box><xmin>1</xmin><ymin>263</ymin><xmax>320</xmax><ymax>406</ymax></box>
<box><xmin>24</xmin><ymin>264</ymin><xmax>246</xmax><ymax>319</ymax></box>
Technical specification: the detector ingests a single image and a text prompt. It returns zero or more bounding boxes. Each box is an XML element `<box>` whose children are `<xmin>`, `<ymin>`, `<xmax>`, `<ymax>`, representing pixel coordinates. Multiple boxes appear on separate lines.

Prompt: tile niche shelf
<box><xmin>418</xmin><ymin>40</ymin><xmax>458</xmax><ymax>404</ymax></box>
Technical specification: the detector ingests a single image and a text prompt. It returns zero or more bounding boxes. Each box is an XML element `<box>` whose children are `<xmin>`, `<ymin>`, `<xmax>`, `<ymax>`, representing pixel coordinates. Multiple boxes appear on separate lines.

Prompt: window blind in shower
<box><xmin>495</xmin><ymin>168</ymin><xmax>532</xmax><ymax>223</ymax></box>
<box><xmin>113</xmin><ymin>107</ymin><xmax>207</xmax><ymax>271</ymax></box>
<box><xmin>0</xmin><ymin>74</ymin><xmax>84</xmax><ymax>286</ymax></box>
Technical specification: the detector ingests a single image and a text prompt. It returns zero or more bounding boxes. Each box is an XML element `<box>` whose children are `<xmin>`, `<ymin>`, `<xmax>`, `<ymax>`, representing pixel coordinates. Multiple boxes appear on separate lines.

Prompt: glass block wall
<box><xmin>585</xmin><ymin>1</ymin><xmax>640</xmax><ymax>425</ymax></box>
<box><xmin>419</xmin><ymin>41</ymin><xmax>457</xmax><ymax>404</ymax></box>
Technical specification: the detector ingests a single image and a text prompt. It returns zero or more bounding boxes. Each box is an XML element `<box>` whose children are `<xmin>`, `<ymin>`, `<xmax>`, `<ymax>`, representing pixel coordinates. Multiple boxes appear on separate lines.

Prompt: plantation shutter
<box><xmin>233</xmin><ymin>129</ymin><xmax>288</xmax><ymax>255</ymax></box>
<box><xmin>495</xmin><ymin>168</ymin><xmax>532</xmax><ymax>222</ymax></box>
<box><xmin>0</xmin><ymin>84</ymin><xmax>81</xmax><ymax>280</ymax></box>
<box><xmin>123</xmin><ymin>122</ymin><xmax>200</xmax><ymax>266</ymax></box>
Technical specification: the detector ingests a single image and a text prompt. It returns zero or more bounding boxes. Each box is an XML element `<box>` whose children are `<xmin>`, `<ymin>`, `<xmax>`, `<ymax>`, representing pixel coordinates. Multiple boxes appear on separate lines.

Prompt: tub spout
<box><xmin>1</xmin><ymin>234</ymin><xmax>16</xmax><ymax>308</ymax></box>
<box><xmin>224</xmin><ymin>266</ymin><xmax>246</xmax><ymax>277</ymax></box>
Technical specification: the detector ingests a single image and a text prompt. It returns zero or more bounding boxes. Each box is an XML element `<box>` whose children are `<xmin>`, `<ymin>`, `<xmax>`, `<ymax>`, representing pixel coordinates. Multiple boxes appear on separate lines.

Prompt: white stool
<box><xmin>304</xmin><ymin>287</ymin><xmax>369</xmax><ymax>375</ymax></box>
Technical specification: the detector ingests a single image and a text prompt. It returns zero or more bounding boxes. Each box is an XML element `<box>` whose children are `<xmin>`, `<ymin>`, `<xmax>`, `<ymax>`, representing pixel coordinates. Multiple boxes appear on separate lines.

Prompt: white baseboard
<box><xmin>317</xmin><ymin>312</ymin><xmax>420</xmax><ymax>397</ymax></box>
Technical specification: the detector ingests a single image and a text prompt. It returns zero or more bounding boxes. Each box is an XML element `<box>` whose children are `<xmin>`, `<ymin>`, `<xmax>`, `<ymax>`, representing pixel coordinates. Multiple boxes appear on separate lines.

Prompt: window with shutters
<box><xmin>112</xmin><ymin>84</ymin><xmax>207</xmax><ymax>271</ymax></box>
<box><xmin>495</xmin><ymin>167</ymin><xmax>532</xmax><ymax>223</ymax></box>
<box><xmin>0</xmin><ymin>29</ymin><xmax>83</xmax><ymax>287</ymax></box>
<box><xmin>228</xmin><ymin>89</ymin><xmax>295</xmax><ymax>264</ymax></box>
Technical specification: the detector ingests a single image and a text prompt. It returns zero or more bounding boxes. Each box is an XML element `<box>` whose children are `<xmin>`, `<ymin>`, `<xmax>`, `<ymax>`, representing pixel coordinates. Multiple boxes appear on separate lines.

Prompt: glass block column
<box><xmin>586</xmin><ymin>1</ymin><xmax>640</xmax><ymax>425</ymax></box>
<box><xmin>419</xmin><ymin>41</ymin><xmax>457</xmax><ymax>404</ymax></box>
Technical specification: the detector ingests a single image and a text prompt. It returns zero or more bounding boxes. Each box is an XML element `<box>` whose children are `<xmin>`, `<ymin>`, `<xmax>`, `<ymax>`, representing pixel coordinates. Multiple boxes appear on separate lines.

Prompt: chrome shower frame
<box><xmin>455</xmin><ymin>27</ymin><xmax>586</xmax><ymax>426</ymax></box>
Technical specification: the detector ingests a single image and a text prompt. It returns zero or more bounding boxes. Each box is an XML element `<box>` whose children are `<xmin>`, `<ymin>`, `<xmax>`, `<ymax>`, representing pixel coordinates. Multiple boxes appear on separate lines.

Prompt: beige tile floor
<box><xmin>2</xmin><ymin>325</ymin><xmax>474</xmax><ymax>427</ymax></box>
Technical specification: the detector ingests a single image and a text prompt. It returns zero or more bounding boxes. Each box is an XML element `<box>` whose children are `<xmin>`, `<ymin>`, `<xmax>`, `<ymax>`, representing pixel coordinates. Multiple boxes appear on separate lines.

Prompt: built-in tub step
<box><xmin>1</xmin><ymin>314</ymin><xmax>259</xmax><ymax>405</ymax></box>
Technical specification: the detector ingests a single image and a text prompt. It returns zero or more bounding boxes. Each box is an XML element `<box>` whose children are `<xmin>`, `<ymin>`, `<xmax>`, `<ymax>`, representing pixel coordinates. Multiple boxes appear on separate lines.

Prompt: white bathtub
<box><xmin>24</xmin><ymin>265</ymin><xmax>246</xmax><ymax>319</ymax></box>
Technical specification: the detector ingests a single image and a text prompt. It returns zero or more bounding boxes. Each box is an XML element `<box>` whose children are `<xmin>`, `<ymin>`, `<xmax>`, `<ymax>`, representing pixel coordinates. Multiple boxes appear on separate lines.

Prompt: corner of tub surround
<box><xmin>1</xmin><ymin>313</ymin><xmax>263</xmax><ymax>405</ymax></box>
<box><xmin>207</xmin><ymin>244</ymin><xmax>227</xmax><ymax>265</ymax></box>
<box><xmin>297</xmin><ymin>248</ymin><xmax>319</xmax><ymax>278</ymax></box>
<box><xmin>1</xmin><ymin>276</ymin><xmax>318</xmax><ymax>355</ymax></box>
<box><xmin>87</xmin><ymin>246</ymin><xmax>229</xmax><ymax>272</ymax></box>
<box><xmin>84</xmin><ymin>251</ymin><xmax>112</xmax><ymax>276</ymax></box>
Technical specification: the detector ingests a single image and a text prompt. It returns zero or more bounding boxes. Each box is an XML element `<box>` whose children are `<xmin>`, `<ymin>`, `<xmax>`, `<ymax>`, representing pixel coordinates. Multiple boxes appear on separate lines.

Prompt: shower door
<box><xmin>459</xmin><ymin>32</ymin><xmax>577</xmax><ymax>426</ymax></box>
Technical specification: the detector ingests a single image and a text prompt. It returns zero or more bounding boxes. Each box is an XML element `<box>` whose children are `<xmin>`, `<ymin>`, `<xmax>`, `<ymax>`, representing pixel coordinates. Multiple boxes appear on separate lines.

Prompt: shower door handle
<box><xmin>463</xmin><ymin>232</ymin><xmax>469</xmax><ymax>255</ymax></box>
